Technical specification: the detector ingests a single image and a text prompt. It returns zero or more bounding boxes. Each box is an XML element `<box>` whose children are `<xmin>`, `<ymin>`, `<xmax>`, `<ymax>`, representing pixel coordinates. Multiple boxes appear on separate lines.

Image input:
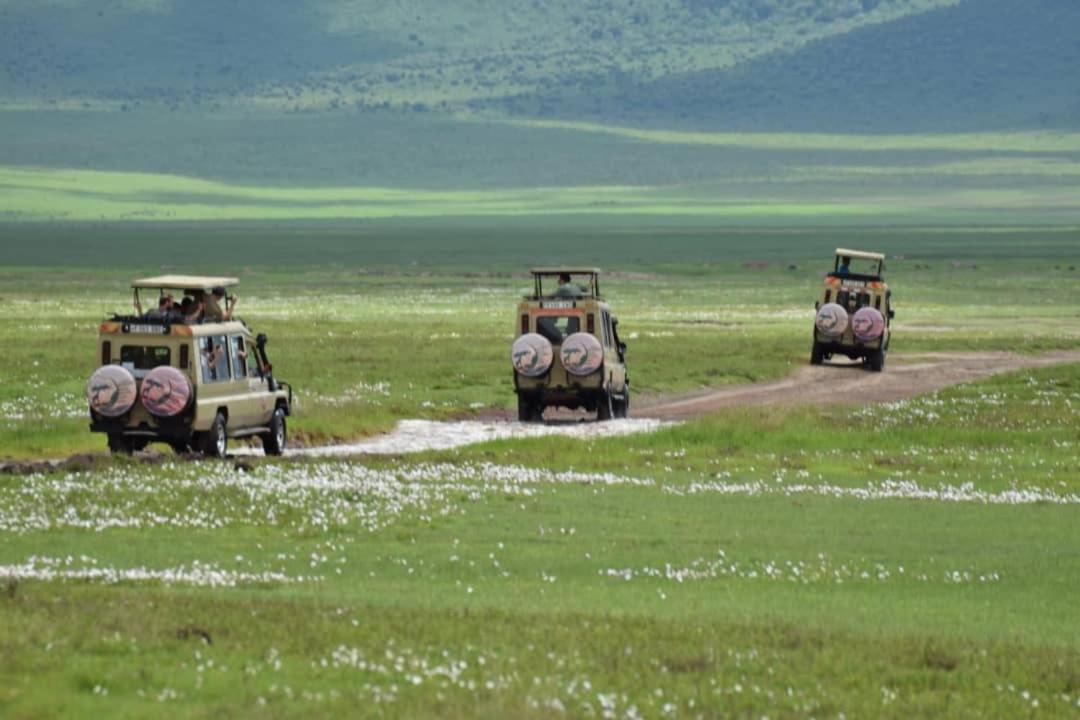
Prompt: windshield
<box><xmin>835</xmin><ymin>256</ymin><xmax>881</xmax><ymax>277</ymax></box>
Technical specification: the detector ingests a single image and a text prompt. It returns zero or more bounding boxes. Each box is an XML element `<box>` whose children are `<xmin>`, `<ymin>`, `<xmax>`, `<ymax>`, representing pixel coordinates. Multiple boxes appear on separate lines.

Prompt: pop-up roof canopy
<box><xmin>131</xmin><ymin>275</ymin><xmax>239</xmax><ymax>292</ymax></box>
<box><xmin>834</xmin><ymin>248</ymin><xmax>885</xmax><ymax>262</ymax></box>
<box><xmin>527</xmin><ymin>268</ymin><xmax>603</xmax><ymax>300</ymax></box>
<box><xmin>530</xmin><ymin>267</ymin><xmax>602</xmax><ymax>275</ymax></box>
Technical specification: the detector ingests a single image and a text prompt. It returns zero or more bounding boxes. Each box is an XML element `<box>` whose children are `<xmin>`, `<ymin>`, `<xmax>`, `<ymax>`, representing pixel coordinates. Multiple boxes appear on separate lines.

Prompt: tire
<box><xmin>200</xmin><ymin>412</ymin><xmax>228</xmax><ymax>458</ymax></box>
<box><xmin>169</xmin><ymin>439</ymin><xmax>192</xmax><ymax>455</ymax></box>
<box><xmin>617</xmin><ymin>386</ymin><xmax>631</xmax><ymax>419</ymax></box>
<box><xmin>517</xmin><ymin>395</ymin><xmax>542</xmax><ymax>423</ymax></box>
<box><xmin>597</xmin><ymin>390</ymin><xmax>614</xmax><ymax>421</ymax></box>
<box><xmin>261</xmin><ymin>408</ymin><xmax>287</xmax><ymax>456</ymax></box>
<box><xmin>107</xmin><ymin>433</ymin><xmax>133</xmax><ymax>455</ymax></box>
<box><xmin>867</xmin><ymin>349</ymin><xmax>885</xmax><ymax>373</ymax></box>
<box><xmin>810</xmin><ymin>342</ymin><xmax>824</xmax><ymax>365</ymax></box>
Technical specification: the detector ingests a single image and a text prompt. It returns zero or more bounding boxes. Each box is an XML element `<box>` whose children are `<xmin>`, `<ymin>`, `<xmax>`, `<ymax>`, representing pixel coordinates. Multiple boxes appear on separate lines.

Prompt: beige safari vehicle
<box><xmin>812</xmin><ymin>249</ymin><xmax>894</xmax><ymax>372</ymax></box>
<box><xmin>511</xmin><ymin>268</ymin><xmax>629</xmax><ymax>421</ymax></box>
<box><xmin>87</xmin><ymin>275</ymin><xmax>293</xmax><ymax>456</ymax></box>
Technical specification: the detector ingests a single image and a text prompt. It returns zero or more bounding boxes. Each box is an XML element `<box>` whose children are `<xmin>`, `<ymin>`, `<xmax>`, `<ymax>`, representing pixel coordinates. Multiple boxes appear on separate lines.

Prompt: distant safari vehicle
<box><xmin>812</xmin><ymin>249</ymin><xmax>894</xmax><ymax>371</ymax></box>
<box><xmin>87</xmin><ymin>275</ymin><xmax>292</xmax><ymax>456</ymax></box>
<box><xmin>511</xmin><ymin>268</ymin><xmax>629</xmax><ymax>421</ymax></box>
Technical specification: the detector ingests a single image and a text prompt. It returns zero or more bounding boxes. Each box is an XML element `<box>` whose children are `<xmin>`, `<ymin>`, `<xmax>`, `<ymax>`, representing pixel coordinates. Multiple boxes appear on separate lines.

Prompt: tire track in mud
<box><xmin>5</xmin><ymin>351</ymin><xmax>1080</xmax><ymax>470</ymax></box>
<box><xmin>636</xmin><ymin>350</ymin><xmax>1080</xmax><ymax>420</ymax></box>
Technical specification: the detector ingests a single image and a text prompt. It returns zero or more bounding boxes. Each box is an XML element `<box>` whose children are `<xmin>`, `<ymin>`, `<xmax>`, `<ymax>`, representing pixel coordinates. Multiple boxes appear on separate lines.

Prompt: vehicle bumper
<box><xmin>89</xmin><ymin>417</ymin><xmax>193</xmax><ymax>440</ymax></box>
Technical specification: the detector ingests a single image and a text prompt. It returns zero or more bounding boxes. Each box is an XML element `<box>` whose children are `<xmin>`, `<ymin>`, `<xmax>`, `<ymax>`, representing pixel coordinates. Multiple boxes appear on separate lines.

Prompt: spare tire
<box><xmin>815</xmin><ymin>303</ymin><xmax>849</xmax><ymax>338</ymax></box>
<box><xmin>141</xmin><ymin>366</ymin><xmax>192</xmax><ymax>417</ymax></box>
<box><xmin>511</xmin><ymin>333</ymin><xmax>554</xmax><ymax>377</ymax></box>
<box><xmin>852</xmin><ymin>306</ymin><xmax>885</xmax><ymax>342</ymax></box>
<box><xmin>87</xmin><ymin>365</ymin><xmax>137</xmax><ymax>418</ymax></box>
<box><xmin>560</xmin><ymin>332</ymin><xmax>604</xmax><ymax>376</ymax></box>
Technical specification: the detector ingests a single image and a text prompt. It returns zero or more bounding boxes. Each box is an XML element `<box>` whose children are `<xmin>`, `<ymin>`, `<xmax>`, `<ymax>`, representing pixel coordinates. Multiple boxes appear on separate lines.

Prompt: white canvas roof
<box><xmin>835</xmin><ymin>248</ymin><xmax>885</xmax><ymax>261</ymax></box>
<box><xmin>531</xmin><ymin>267</ymin><xmax>602</xmax><ymax>275</ymax></box>
<box><xmin>131</xmin><ymin>275</ymin><xmax>239</xmax><ymax>291</ymax></box>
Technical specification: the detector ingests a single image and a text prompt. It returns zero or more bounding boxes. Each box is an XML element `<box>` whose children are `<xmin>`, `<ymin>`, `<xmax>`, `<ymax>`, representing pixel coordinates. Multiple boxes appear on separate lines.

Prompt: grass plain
<box><xmin>1</xmin><ymin>225</ymin><xmax>1079</xmax><ymax>717</ymax></box>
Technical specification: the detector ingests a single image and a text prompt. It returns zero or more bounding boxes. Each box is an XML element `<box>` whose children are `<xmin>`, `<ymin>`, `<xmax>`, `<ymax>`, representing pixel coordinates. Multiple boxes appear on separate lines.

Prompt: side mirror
<box><xmin>887</xmin><ymin>309</ymin><xmax>895</xmax><ymax>320</ymax></box>
<box><xmin>618</xmin><ymin>342</ymin><xmax>627</xmax><ymax>356</ymax></box>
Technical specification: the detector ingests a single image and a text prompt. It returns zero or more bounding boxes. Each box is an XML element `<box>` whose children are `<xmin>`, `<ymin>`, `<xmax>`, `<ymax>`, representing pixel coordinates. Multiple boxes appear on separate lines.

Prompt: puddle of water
<box><xmin>237</xmin><ymin>418</ymin><xmax>671</xmax><ymax>457</ymax></box>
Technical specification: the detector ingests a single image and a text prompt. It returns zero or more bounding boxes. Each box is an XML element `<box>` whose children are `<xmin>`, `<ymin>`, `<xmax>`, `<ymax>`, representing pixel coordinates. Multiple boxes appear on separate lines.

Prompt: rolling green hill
<box><xmin>518</xmin><ymin>0</ymin><xmax>1080</xmax><ymax>132</ymax></box>
<box><xmin>1</xmin><ymin>0</ymin><xmax>1078</xmax><ymax>221</ymax></box>
<box><xmin>1</xmin><ymin>0</ymin><xmax>957</xmax><ymax>116</ymax></box>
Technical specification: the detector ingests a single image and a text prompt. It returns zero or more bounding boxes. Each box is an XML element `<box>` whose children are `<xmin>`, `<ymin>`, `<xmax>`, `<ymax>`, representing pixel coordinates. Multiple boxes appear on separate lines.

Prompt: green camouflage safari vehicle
<box><xmin>511</xmin><ymin>268</ymin><xmax>629</xmax><ymax>421</ymax></box>
<box><xmin>87</xmin><ymin>275</ymin><xmax>293</xmax><ymax>457</ymax></box>
<box><xmin>811</xmin><ymin>249</ymin><xmax>894</xmax><ymax>372</ymax></box>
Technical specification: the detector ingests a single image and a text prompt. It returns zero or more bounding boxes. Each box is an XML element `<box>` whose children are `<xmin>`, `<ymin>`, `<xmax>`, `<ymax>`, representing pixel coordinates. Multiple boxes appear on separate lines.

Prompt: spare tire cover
<box><xmin>511</xmin><ymin>333</ymin><xmax>554</xmax><ymax>377</ymax></box>
<box><xmin>852</xmin><ymin>306</ymin><xmax>885</xmax><ymax>342</ymax></box>
<box><xmin>87</xmin><ymin>365</ymin><xmax>137</xmax><ymax>417</ymax></box>
<box><xmin>141</xmin><ymin>366</ymin><xmax>192</xmax><ymax>417</ymax></box>
<box><xmin>815</xmin><ymin>303</ymin><xmax>849</xmax><ymax>338</ymax></box>
<box><xmin>560</xmin><ymin>332</ymin><xmax>604</xmax><ymax>376</ymax></box>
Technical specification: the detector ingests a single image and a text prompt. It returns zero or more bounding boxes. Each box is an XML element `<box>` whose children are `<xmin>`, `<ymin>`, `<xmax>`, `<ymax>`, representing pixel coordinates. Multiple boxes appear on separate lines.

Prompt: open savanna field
<box><xmin>1</xmin><ymin>224</ymin><xmax>1079</xmax><ymax>717</ymax></box>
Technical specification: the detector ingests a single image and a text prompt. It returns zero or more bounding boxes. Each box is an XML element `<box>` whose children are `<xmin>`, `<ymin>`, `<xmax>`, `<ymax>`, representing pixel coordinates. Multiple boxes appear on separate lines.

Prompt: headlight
<box><xmin>86</xmin><ymin>365</ymin><xmax>137</xmax><ymax>417</ymax></box>
<box><xmin>511</xmin><ymin>333</ymin><xmax>554</xmax><ymax>377</ymax></box>
<box><xmin>560</xmin><ymin>332</ymin><xmax>603</xmax><ymax>376</ymax></box>
<box><xmin>815</xmin><ymin>303</ymin><xmax>849</xmax><ymax>338</ymax></box>
<box><xmin>852</xmin><ymin>307</ymin><xmax>885</xmax><ymax>341</ymax></box>
<box><xmin>140</xmin><ymin>366</ymin><xmax>192</xmax><ymax>417</ymax></box>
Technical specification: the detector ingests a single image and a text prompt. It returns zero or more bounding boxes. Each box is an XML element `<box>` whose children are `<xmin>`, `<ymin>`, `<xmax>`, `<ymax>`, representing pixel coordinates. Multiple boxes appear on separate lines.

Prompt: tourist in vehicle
<box><xmin>203</xmin><ymin>286</ymin><xmax>236</xmax><ymax>322</ymax></box>
<box><xmin>555</xmin><ymin>272</ymin><xmax>583</xmax><ymax>297</ymax></box>
<box><xmin>836</xmin><ymin>256</ymin><xmax>852</xmax><ymax>276</ymax></box>
<box><xmin>145</xmin><ymin>294</ymin><xmax>174</xmax><ymax>320</ymax></box>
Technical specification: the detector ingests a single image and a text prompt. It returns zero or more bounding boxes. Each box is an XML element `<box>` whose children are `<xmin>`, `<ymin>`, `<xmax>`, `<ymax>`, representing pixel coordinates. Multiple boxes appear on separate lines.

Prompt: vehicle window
<box><xmin>231</xmin><ymin>335</ymin><xmax>248</xmax><ymax>379</ymax></box>
<box><xmin>536</xmin><ymin>315</ymin><xmax>580</xmax><ymax>343</ymax></box>
<box><xmin>601</xmin><ymin>310</ymin><xmax>612</xmax><ymax>347</ymax></box>
<box><xmin>120</xmin><ymin>346</ymin><xmax>170</xmax><ymax>371</ymax></box>
<box><xmin>200</xmin><ymin>335</ymin><xmax>231</xmax><ymax>383</ymax></box>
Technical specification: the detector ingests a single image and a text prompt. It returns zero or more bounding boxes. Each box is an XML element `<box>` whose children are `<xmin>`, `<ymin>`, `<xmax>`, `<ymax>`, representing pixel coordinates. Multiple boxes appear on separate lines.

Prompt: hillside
<box><xmin>1</xmin><ymin>0</ymin><xmax>1078</xmax><ymax>220</ymax></box>
<box><xmin>514</xmin><ymin>0</ymin><xmax>1080</xmax><ymax>132</ymax></box>
<box><xmin>1</xmin><ymin>0</ymin><xmax>958</xmax><ymax>120</ymax></box>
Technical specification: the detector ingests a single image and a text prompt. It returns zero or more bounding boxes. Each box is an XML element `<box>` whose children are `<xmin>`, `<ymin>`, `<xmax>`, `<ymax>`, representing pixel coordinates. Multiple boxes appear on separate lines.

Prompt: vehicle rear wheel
<box><xmin>612</xmin><ymin>387</ymin><xmax>630</xmax><ymax>419</ymax></box>
<box><xmin>168</xmin><ymin>439</ymin><xmax>192</xmax><ymax>455</ymax></box>
<box><xmin>810</xmin><ymin>342</ymin><xmax>824</xmax><ymax>365</ymax></box>
<box><xmin>200</xmin><ymin>412</ymin><xmax>228</xmax><ymax>458</ymax></box>
<box><xmin>261</xmin><ymin>408</ymin><xmax>287</xmax><ymax>456</ymax></box>
<box><xmin>107</xmin><ymin>433</ymin><xmax>133</xmax><ymax>455</ymax></box>
<box><xmin>867</xmin><ymin>349</ymin><xmax>885</xmax><ymax>372</ymax></box>
<box><xmin>517</xmin><ymin>395</ymin><xmax>543</xmax><ymax>423</ymax></box>
<box><xmin>597</xmin><ymin>390</ymin><xmax>614</xmax><ymax>421</ymax></box>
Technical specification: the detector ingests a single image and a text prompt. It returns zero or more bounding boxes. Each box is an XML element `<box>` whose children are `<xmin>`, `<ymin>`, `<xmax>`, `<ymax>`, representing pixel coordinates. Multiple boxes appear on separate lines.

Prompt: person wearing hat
<box><xmin>202</xmin><ymin>286</ymin><xmax>237</xmax><ymax>323</ymax></box>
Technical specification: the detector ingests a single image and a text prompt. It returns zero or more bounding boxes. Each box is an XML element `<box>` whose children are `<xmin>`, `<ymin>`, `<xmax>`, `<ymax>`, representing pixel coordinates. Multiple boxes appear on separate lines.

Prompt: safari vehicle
<box><xmin>812</xmin><ymin>248</ymin><xmax>894</xmax><ymax>371</ymax></box>
<box><xmin>86</xmin><ymin>275</ymin><xmax>292</xmax><ymax>457</ymax></box>
<box><xmin>511</xmin><ymin>267</ymin><xmax>629</xmax><ymax>421</ymax></box>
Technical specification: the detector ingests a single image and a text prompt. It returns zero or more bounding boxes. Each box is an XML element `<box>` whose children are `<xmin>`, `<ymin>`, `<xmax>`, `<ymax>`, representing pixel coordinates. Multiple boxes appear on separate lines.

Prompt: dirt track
<box><xmin>637</xmin><ymin>350</ymin><xmax>1080</xmax><ymax>420</ymax></box>
<box><xmin>5</xmin><ymin>350</ymin><xmax>1079</xmax><ymax>471</ymax></box>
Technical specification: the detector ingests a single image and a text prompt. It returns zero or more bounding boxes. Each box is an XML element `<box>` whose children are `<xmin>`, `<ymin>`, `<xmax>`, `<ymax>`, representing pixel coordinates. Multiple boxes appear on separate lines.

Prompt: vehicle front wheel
<box><xmin>613</xmin><ymin>387</ymin><xmax>630</xmax><ymax>419</ymax></box>
<box><xmin>261</xmin><ymin>408</ymin><xmax>287</xmax><ymax>456</ymax></box>
<box><xmin>867</xmin><ymin>350</ymin><xmax>885</xmax><ymax>372</ymax></box>
<box><xmin>200</xmin><ymin>412</ymin><xmax>228</xmax><ymax>458</ymax></box>
<box><xmin>597</xmin><ymin>390</ymin><xmax>614</xmax><ymax>421</ymax></box>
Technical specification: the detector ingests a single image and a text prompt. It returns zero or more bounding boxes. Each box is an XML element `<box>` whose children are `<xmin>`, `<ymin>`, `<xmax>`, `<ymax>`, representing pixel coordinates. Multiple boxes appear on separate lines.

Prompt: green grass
<box><xmin>1</xmin><ymin>227</ymin><xmax>1079</xmax><ymax>716</ymax></box>
<box><xmin>1</xmin><ymin>362</ymin><xmax>1079</xmax><ymax>717</ymax></box>
<box><xmin>1</xmin><ymin>226</ymin><xmax>1079</xmax><ymax>458</ymax></box>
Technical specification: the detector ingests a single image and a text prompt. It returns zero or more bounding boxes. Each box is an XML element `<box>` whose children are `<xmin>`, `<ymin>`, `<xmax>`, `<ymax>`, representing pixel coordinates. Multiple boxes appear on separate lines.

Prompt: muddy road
<box><xmin>5</xmin><ymin>350</ymin><xmax>1079</xmax><ymax>469</ymax></box>
<box><xmin>637</xmin><ymin>350</ymin><xmax>1080</xmax><ymax>420</ymax></box>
